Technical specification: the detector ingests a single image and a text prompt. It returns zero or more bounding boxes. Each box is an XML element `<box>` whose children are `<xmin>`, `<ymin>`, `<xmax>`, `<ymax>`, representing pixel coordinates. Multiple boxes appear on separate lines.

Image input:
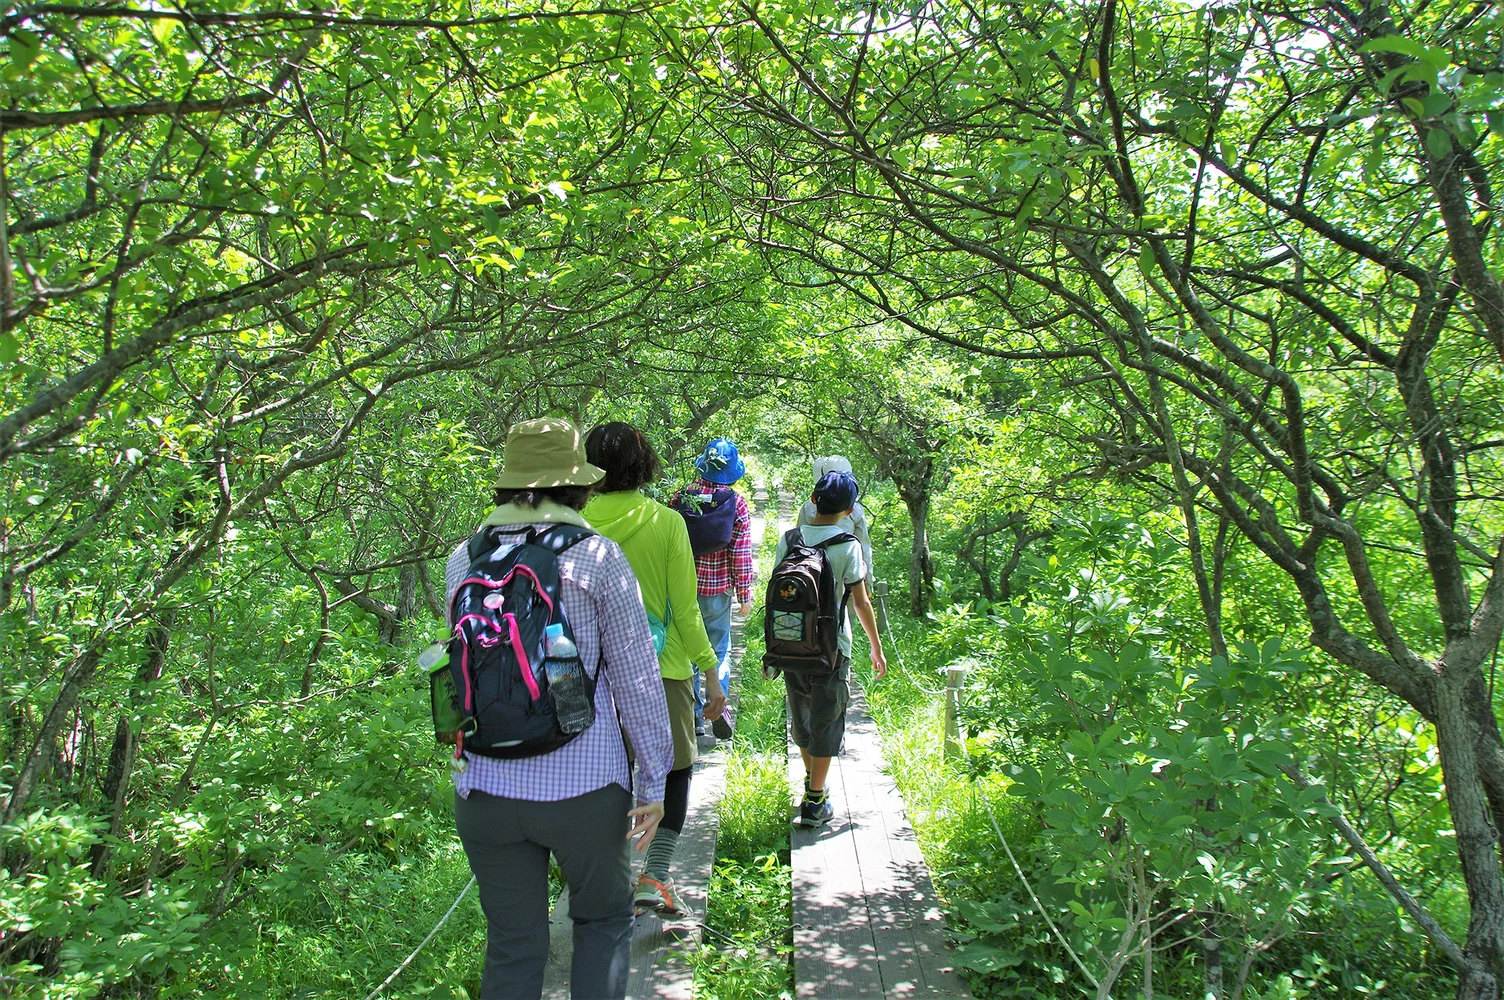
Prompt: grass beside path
<box><xmin>686</xmin><ymin>616</ymin><xmax>795</xmax><ymax>1000</ymax></box>
<box><xmin>862</xmin><ymin>611</ymin><xmax>1025</xmax><ymax>999</ymax></box>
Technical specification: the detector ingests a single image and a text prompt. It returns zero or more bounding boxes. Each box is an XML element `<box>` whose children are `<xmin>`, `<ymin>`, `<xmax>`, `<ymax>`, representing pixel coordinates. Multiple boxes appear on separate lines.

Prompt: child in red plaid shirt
<box><xmin>674</xmin><ymin>438</ymin><xmax>754</xmax><ymax>735</ymax></box>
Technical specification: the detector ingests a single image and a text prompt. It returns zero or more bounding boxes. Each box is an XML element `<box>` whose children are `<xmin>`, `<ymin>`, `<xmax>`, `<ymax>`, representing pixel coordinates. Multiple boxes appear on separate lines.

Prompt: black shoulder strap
<box><xmin>467</xmin><ymin>524</ymin><xmax>535</xmax><ymax>562</ymax></box>
<box><xmin>811</xmin><ymin>532</ymin><xmax>858</xmax><ymax>621</ymax></box>
<box><xmin>535</xmin><ymin>523</ymin><xmax>596</xmax><ymax>556</ymax></box>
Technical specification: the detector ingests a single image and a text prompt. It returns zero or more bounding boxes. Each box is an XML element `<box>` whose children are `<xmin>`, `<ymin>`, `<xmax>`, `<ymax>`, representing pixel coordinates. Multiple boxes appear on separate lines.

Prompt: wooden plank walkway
<box><xmin>789</xmin><ymin>674</ymin><xmax>970</xmax><ymax>998</ymax></box>
<box><xmin>541</xmin><ymin>487</ymin><xmax>767</xmax><ymax>999</ymax></box>
<box><xmin>541</xmin><ymin>744</ymin><xmax>726</xmax><ymax>999</ymax></box>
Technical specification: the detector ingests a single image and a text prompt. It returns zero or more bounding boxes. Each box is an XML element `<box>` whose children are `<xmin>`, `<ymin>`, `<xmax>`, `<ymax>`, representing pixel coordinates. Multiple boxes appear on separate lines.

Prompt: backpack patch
<box><xmin>445</xmin><ymin>524</ymin><xmax>597</xmax><ymax>760</ymax></box>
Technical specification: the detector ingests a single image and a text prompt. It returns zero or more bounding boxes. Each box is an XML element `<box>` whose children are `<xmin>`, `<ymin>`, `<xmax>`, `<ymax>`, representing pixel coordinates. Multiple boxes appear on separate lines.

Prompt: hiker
<box><xmin>672</xmin><ymin>437</ymin><xmax>754</xmax><ymax>732</ymax></box>
<box><xmin>445</xmin><ymin>417</ymin><xmax>672</xmax><ymax>1000</ymax></box>
<box><xmin>796</xmin><ymin>455</ymin><xmax>876</xmax><ymax>592</ymax></box>
<box><xmin>582</xmin><ymin>421</ymin><xmax>725</xmax><ymax>918</ymax></box>
<box><xmin>766</xmin><ymin>470</ymin><xmax>887</xmax><ymax>828</ymax></box>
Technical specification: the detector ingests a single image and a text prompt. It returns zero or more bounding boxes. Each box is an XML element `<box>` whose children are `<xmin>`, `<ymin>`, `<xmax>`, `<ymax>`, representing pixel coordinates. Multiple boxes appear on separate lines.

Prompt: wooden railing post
<box><xmin>872</xmin><ymin>579</ymin><xmax>890</xmax><ymax>632</ymax></box>
<box><xmin>943</xmin><ymin>661</ymin><xmax>968</xmax><ymax>759</ymax></box>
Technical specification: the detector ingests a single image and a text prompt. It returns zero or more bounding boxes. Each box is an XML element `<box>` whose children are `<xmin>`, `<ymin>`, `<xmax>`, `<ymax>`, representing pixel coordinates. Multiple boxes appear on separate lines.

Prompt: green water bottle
<box><xmin>422</xmin><ymin>642</ymin><xmax>463</xmax><ymax>743</ymax></box>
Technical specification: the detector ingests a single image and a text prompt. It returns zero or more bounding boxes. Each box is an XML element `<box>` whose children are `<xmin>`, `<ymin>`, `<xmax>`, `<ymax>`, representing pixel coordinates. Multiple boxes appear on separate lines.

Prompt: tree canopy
<box><xmin>4</xmin><ymin>1</ymin><xmax>1504</xmax><ymax>998</ymax></box>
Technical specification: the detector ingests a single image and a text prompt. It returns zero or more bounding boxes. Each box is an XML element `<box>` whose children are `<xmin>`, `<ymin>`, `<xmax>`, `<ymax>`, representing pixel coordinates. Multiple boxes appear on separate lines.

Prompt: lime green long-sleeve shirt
<box><xmin>582</xmin><ymin>491</ymin><xmax>717</xmax><ymax>681</ymax></box>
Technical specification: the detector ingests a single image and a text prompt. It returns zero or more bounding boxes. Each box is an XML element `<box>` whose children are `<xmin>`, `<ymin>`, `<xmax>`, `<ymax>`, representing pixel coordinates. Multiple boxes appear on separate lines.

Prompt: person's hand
<box><xmin>870</xmin><ymin>648</ymin><xmax>888</xmax><ymax>680</ymax></box>
<box><xmin>736</xmin><ymin>600</ymin><xmax>753</xmax><ymax>617</ymax></box>
<box><xmin>627</xmin><ymin>800</ymin><xmax>664</xmax><ymax>852</ymax></box>
<box><xmin>703</xmin><ymin>687</ymin><xmax>727</xmax><ymax>721</ymax></box>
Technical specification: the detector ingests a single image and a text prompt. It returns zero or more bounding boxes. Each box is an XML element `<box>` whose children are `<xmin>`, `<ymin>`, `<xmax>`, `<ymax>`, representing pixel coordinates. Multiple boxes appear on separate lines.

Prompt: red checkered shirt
<box><xmin>677</xmin><ymin>478</ymin><xmax>755</xmax><ymax>603</ymax></box>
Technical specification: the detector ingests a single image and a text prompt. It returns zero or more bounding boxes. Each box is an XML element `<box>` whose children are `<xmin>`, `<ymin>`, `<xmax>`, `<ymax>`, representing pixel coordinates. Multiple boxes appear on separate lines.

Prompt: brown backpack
<box><xmin>762</xmin><ymin>528</ymin><xmax>855</xmax><ymax>676</ymax></box>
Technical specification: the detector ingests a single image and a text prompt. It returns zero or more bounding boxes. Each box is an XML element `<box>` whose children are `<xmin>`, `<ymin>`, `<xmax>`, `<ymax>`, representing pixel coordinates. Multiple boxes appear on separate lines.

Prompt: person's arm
<box><xmin>731</xmin><ymin>493</ymin><xmax>755</xmax><ymax>611</ymax></box>
<box><xmin>443</xmin><ymin>544</ymin><xmax>468</xmax><ymax>627</ymax></box>
<box><xmin>594</xmin><ymin>542</ymin><xmax>673</xmax><ymax>848</ymax></box>
<box><xmin>852</xmin><ymin>504</ymin><xmax>876</xmax><ymax>590</ymax></box>
<box><xmin>848</xmin><ymin>580</ymin><xmax>887</xmax><ymax>679</ymax></box>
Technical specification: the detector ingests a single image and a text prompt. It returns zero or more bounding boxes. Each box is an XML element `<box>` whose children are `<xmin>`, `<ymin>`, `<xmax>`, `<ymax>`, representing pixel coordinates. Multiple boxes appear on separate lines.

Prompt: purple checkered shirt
<box><xmin>444</xmin><ymin>513</ymin><xmax>672</xmax><ymax>804</ymax></box>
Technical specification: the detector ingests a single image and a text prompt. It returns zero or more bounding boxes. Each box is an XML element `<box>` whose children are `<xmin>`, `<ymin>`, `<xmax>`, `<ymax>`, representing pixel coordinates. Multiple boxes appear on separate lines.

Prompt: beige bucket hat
<box><xmin>493</xmin><ymin>417</ymin><xmax>606</xmax><ymax>489</ymax></box>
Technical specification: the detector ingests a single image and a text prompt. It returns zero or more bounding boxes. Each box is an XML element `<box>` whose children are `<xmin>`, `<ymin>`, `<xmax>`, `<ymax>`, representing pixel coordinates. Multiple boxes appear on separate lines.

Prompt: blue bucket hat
<box><xmin>695</xmin><ymin>437</ymin><xmax>745</xmax><ymax>485</ymax></box>
<box><xmin>812</xmin><ymin>471</ymin><xmax>859</xmax><ymax>514</ymax></box>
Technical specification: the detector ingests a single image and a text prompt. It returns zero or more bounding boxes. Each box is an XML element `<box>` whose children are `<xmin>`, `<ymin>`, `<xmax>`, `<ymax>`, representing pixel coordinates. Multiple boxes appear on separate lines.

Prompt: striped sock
<box><xmin>805</xmin><ymin>787</ymin><xmax>827</xmax><ymax>804</ymax></box>
<box><xmin>643</xmin><ymin>828</ymin><xmax>680</xmax><ymax>882</ymax></box>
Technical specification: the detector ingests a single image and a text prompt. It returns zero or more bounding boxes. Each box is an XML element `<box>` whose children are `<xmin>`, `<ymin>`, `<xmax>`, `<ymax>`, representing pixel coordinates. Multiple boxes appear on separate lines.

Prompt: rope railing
<box><xmin>361</xmin><ymin>876</ymin><xmax>477</xmax><ymax>1000</ymax></box>
<box><xmin>874</xmin><ymin>594</ymin><xmax>1098</xmax><ymax>989</ymax></box>
<box><xmin>875</xmin><ymin>589</ymin><xmax>944</xmax><ymax>696</ymax></box>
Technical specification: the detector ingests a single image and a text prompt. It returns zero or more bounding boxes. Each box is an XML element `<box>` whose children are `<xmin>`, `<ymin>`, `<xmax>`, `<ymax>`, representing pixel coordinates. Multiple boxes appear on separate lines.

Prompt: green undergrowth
<box><xmin>865</xmin><ymin>609</ymin><xmax>1454</xmax><ymax>1000</ymax></box>
<box><xmin>863</xmin><ymin>614</ymin><xmax>1029</xmax><ymax>999</ymax></box>
<box><xmin>688</xmin><ymin>516</ymin><xmax>796</xmax><ymax>1000</ymax></box>
<box><xmin>233</xmin><ymin>768</ymin><xmax>490</xmax><ymax>1000</ymax></box>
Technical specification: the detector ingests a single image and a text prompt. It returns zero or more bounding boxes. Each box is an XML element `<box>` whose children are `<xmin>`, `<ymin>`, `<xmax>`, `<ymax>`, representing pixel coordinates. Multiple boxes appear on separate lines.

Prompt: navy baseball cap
<box><xmin>812</xmin><ymin>471</ymin><xmax>859</xmax><ymax>514</ymax></box>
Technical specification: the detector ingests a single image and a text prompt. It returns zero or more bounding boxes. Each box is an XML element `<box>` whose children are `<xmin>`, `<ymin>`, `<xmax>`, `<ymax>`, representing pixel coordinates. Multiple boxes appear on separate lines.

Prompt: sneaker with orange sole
<box><xmin>633</xmin><ymin>873</ymin><xmax>691</xmax><ymax>917</ymax></box>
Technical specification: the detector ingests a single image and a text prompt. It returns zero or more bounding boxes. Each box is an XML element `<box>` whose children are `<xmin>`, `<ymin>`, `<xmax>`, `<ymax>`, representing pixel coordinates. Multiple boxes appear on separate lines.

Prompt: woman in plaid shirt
<box><xmin>446</xmin><ymin>418</ymin><xmax>672</xmax><ymax>1000</ymax></box>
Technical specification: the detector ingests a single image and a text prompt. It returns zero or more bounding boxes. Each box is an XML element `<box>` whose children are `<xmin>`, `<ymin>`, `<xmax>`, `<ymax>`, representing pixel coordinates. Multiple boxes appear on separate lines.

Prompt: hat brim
<box><xmin>493</xmin><ymin>462</ymin><xmax>606</xmax><ymax>489</ymax></box>
<box><xmin>695</xmin><ymin>455</ymin><xmax>745</xmax><ymax>485</ymax></box>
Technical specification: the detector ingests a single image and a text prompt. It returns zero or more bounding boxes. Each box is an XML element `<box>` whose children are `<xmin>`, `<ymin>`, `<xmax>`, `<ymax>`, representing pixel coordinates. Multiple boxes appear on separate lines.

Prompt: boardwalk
<box><xmin>790</xmin><ymin>683</ymin><xmax>971</xmax><ymax>998</ymax></box>
<box><xmin>540</xmin><ymin>482</ymin><xmax>966</xmax><ymax>999</ymax></box>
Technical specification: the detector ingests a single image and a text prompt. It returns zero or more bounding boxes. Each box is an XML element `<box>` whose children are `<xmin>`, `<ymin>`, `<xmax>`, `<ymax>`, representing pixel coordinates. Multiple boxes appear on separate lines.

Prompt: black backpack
<box><xmin>672</xmin><ymin>487</ymin><xmax>737</xmax><ymax>555</ymax></box>
<box><xmin>763</xmin><ymin>528</ymin><xmax>856</xmax><ymax>676</ymax></box>
<box><xmin>446</xmin><ymin>524</ymin><xmax>596</xmax><ymax>759</ymax></box>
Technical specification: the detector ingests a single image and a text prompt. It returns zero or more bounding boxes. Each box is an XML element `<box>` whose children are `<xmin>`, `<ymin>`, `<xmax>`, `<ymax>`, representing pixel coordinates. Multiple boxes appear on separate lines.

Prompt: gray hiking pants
<box><xmin>454</xmin><ymin>783</ymin><xmax>634</xmax><ymax>1000</ymax></box>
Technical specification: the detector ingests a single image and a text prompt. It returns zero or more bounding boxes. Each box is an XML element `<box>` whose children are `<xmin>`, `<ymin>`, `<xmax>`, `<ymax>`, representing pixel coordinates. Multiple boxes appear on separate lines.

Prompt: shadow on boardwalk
<box><xmin>790</xmin><ymin>682</ymin><xmax>971</xmax><ymax>999</ymax></box>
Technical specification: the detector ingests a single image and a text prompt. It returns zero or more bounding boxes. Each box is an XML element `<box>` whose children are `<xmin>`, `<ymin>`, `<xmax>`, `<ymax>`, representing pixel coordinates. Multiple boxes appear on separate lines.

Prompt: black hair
<box><xmin>814</xmin><ymin>494</ymin><xmax>855</xmax><ymax>515</ymax></box>
<box><xmin>490</xmin><ymin>485</ymin><xmax>594</xmax><ymax>511</ymax></box>
<box><xmin>584</xmin><ymin>421</ymin><xmax>662</xmax><ymax>493</ymax></box>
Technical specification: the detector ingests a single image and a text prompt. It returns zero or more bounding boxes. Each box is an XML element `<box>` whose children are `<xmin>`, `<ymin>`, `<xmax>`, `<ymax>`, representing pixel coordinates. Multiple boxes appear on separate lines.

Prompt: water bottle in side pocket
<box><xmin>421</xmin><ymin>641</ymin><xmax>463</xmax><ymax>743</ymax></box>
<box><xmin>543</xmin><ymin>623</ymin><xmax>593</xmax><ymax>734</ymax></box>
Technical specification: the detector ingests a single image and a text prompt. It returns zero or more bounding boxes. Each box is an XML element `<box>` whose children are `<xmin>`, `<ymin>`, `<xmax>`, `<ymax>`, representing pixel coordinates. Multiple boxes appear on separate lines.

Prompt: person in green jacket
<box><xmin>583</xmin><ymin>421</ymin><xmax>724</xmax><ymax>917</ymax></box>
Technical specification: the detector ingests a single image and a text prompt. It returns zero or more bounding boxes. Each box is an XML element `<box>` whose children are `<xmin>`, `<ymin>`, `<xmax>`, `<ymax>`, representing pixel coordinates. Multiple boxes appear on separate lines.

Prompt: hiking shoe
<box><xmin>796</xmin><ymin>791</ymin><xmax>834</xmax><ymax>828</ymax></box>
<box><xmin>634</xmin><ymin>873</ymin><xmax>691</xmax><ymax>917</ymax></box>
<box><xmin>711</xmin><ymin>706</ymin><xmax>735</xmax><ymax>741</ymax></box>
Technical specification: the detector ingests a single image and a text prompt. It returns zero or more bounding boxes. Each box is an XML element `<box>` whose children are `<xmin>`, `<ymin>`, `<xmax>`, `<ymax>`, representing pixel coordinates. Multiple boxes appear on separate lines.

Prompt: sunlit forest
<box><xmin>3</xmin><ymin>1</ymin><xmax>1504</xmax><ymax>997</ymax></box>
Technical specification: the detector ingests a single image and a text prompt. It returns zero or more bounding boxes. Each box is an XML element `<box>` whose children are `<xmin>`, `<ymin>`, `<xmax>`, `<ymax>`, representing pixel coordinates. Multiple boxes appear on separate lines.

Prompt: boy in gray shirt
<box><xmin>775</xmin><ymin>471</ymin><xmax>888</xmax><ymax>827</ymax></box>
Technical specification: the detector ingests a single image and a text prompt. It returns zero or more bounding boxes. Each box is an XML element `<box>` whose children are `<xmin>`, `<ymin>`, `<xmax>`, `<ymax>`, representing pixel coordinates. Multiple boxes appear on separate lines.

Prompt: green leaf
<box><xmin>1361</xmin><ymin>35</ymin><xmax>1449</xmax><ymax>67</ymax></box>
<box><xmin>1137</xmin><ymin>244</ymin><xmax>1156</xmax><ymax>279</ymax></box>
<box><xmin>0</xmin><ymin>332</ymin><xmax>18</xmax><ymax>365</ymax></box>
<box><xmin>1426</xmin><ymin>127</ymin><xmax>1453</xmax><ymax>159</ymax></box>
<box><xmin>151</xmin><ymin>17</ymin><xmax>180</xmax><ymax>46</ymax></box>
<box><xmin>8</xmin><ymin>29</ymin><xmax>40</xmax><ymax>70</ymax></box>
<box><xmin>1422</xmin><ymin>92</ymin><xmax>1454</xmax><ymax>117</ymax></box>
